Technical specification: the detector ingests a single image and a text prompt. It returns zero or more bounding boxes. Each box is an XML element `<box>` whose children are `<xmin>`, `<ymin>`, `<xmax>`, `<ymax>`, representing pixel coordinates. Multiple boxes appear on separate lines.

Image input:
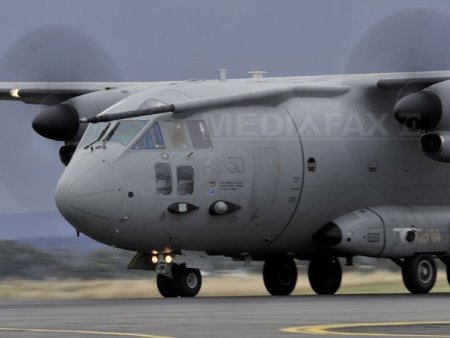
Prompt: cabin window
<box><xmin>186</xmin><ymin>120</ymin><xmax>212</xmax><ymax>149</ymax></box>
<box><xmin>132</xmin><ymin>122</ymin><xmax>165</xmax><ymax>150</ymax></box>
<box><xmin>165</xmin><ymin>122</ymin><xmax>190</xmax><ymax>149</ymax></box>
<box><xmin>155</xmin><ymin>163</ymin><xmax>172</xmax><ymax>195</ymax></box>
<box><xmin>107</xmin><ymin>120</ymin><xmax>148</xmax><ymax>147</ymax></box>
<box><xmin>177</xmin><ymin>166</ymin><xmax>194</xmax><ymax>195</ymax></box>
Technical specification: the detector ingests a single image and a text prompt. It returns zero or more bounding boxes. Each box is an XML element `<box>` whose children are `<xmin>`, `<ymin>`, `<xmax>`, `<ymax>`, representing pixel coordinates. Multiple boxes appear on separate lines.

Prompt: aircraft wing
<box><xmin>0</xmin><ymin>82</ymin><xmax>152</xmax><ymax>104</ymax></box>
<box><xmin>377</xmin><ymin>76</ymin><xmax>450</xmax><ymax>92</ymax></box>
<box><xmin>2</xmin><ymin>72</ymin><xmax>450</xmax><ymax>106</ymax></box>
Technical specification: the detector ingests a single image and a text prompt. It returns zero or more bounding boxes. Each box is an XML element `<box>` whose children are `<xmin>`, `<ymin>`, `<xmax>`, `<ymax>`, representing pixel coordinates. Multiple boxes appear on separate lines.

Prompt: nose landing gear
<box><xmin>156</xmin><ymin>264</ymin><xmax>202</xmax><ymax>298</ymax></box>
<box><xmin>156</xmin><ymin>274</ymin><xmax>179</xmax><ymax>298</ymax></box>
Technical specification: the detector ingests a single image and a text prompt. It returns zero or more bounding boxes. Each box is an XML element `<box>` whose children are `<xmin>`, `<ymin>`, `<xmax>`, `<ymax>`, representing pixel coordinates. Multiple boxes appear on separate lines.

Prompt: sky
<box><xmin>1</xmin><ymin>0</ymin><xmax>450</xmax><ymax>239</ymax></box>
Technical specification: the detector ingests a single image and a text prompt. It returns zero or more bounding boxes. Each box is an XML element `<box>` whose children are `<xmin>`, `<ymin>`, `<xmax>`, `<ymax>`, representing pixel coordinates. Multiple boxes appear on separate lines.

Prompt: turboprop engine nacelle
<box><xmin>32</xmin><ymin>88</ymin><xmax>133</xmax><ymax>143</ymax></box>
<box><xmin>420</xmin><ymin>132</ymin><xmax>450</xmax><ymax>162</ymax></box>
<box><xmin>32</xmin><ymin>88</ymin><xmax>135</xmax><ymax>166</ymax></box>
<box><xmin>314</xmin><ymin>206</ymin><xmax>450</xmax><ymax>258</ymax></box>
<box><xmin>393</xmin><ymin>80</ymin><xmax>450</xmax><ymax>162</ymax></box>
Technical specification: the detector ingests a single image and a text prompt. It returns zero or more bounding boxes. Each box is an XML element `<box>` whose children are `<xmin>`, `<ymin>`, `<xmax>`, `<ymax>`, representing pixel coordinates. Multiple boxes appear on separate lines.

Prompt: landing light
<box><xmin>9</xmin><ymin>88</ymin><xmax>20</xmax><ymax>98</ymax></box>
<box><xmin>164</xmin><ymin>255</ymin><xmax>173</xmax><ymax>264</ymax></box>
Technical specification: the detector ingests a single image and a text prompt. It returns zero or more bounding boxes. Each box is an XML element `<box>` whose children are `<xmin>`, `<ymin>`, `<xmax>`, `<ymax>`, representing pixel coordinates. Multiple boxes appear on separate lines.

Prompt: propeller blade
<box><xmin>0</xmin><ymin>24</ymin><xmax>123</xmax><ymax>82</ymax></box>
<box><xmin>0</xmin><ymin>24</ymin><xmax>124</xmax><ymax>142</ymax></box>
<box><xmin>346</xmin><ymin>9</ymin><xmax>450</xmax><ymax>74</ymax></box>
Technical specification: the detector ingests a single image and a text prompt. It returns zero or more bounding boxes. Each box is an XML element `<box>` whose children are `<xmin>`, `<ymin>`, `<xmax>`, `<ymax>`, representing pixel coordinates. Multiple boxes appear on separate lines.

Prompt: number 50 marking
<box><xmin>227</xmin><ymin>156</ymin><xmax>245</xmax><ymax>173</ymax></box>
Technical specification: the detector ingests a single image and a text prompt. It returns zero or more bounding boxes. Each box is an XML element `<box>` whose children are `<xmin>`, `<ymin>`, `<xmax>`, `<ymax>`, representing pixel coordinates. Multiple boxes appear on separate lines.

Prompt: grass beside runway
<box><xmin>0</xmin><ymin>270</ymin><xmax>449</xmax><ymax>301</ymax></box>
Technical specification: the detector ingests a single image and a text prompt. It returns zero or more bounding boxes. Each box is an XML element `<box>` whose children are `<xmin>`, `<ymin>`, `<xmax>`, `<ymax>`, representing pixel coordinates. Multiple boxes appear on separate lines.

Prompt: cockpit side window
<box><xmin>107</xmin><ymin>120</ymin><xmax>148</xmax><ymax>147</ymax></box>
<box><xmin>165</xmin><ymin>122</ymin><xmax>190</xmax><ymax>149</ymax></box>
<box><xmin>155</xmin><ymin>163</ymin><xmax>172</xmax><ymax>195</ymax></box>
<box><xmin>186</xmin><ymin>120</ymin><xmax>212</xmax><ymax>149</ymax></box>
<box><xmin>132</xmin><ymin>122</ymin><xmax>165</xmax><ymax>150</ymax></box>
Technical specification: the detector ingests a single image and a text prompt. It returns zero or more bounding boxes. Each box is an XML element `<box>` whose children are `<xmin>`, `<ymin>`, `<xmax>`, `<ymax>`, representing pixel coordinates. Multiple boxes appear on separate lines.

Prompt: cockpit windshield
<box><xmin>80</xmin><ymin>122</ymin><xmax>111</xmax><ymax>148</ymax></box>
<box><xmin>80</xmin><ymin>119</ymin><xmax>165</xmax><ymax>149</ymax></box>
<box><xmin>132</xmin><ymin>122</ymin><xmax>165</xmax><ymax>149</ymax></box>
<box><xmin>106</xmin><ymin>120</ymin><xmax>149</xmax><ymax>147</ymax></box>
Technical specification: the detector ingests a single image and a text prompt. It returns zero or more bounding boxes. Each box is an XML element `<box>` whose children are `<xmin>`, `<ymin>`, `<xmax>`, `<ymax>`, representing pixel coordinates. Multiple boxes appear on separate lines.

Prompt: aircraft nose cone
<box><xmin>313</xmin><ymin>222</ymin><xmax>342</xmax><ymax>246</ymax></box>
<box><xmin>55</xmin><ymin>156</ymin><xmax>123</xmax><ymax>237</ymax></box>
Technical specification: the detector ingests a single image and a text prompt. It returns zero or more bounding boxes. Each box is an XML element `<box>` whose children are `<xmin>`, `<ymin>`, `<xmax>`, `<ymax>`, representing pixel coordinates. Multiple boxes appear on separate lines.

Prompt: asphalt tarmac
<box><xmin>1</xmin><ymin>294</ymin><xmax>450</xmax><ymax>338</ymax></box>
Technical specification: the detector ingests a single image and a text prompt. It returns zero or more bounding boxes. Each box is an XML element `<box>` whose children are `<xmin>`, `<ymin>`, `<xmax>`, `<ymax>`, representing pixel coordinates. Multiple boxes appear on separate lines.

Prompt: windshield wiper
<box><xmin>84</xmin><ymin>122</ymin><xmax>111</xmax><ymax>149</ymax></box>
<box><xmin>105</xmin><ymin>122</ymin><xmax>120</xmax><ymax>141</ymax></box>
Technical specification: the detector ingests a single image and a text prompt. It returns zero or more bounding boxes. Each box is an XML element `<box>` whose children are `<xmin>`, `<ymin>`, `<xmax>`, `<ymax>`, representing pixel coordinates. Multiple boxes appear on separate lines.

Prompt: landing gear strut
<box><xmin>263</xmin><ymin>257</ymin><xmax>297</xmax><ymax>296</ymax></box>
<box><xmin>401</xmin><ymin>254</ymin><xmax>437</xmax><ymax>294</ymax></box>
<box><xmin>308</xmin><ymin>256</ymin><xmax>342</xmax><ymax>295</ymax></box>
<box><xmin>156</xmin><ymin>264</ymin><xmax>202</xmax><ymax>298</ymax></box>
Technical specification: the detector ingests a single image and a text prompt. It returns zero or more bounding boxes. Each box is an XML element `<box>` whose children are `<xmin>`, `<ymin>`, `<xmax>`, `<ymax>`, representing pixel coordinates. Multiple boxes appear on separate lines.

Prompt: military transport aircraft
<box><xmin>1</xmin><ymin>68</ymin><xmax>450</xmax><ymax>298</ymax></box>
<box><xmin>3</xmin><ymin>9</ymin><xmax>450</xmax><ymax>298</ymax></box>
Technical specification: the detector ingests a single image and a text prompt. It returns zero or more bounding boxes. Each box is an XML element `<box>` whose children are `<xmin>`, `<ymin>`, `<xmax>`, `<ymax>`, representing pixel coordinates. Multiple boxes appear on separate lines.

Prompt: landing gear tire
<box><xmin>402</xmin><ymin>254</ymin><xmax>437</xmax><ymax>294</ymax></box>
<box><xmin>308</xmin><ymin>257</ymin><xmax>342</xmax><ymax>295</ymax></box>
<box><xmin>173</xmin><ymin>265</ymin><xmax>202</xmax><ymax>297</ymax></box>
<box><xmin>447</xmin><ymin>265</ymin><xmax>450</xmax><ymax>286</ymax></box>
<box><xmin>156</xmin><ymin>274</ymin><xmax>179</xmax><ymax>298</ymax></box>
<box><xmin>439</xmin><ymin>257</ymin><xmax>450</xmax><ymax>285</ymax></box>
<box><xmin>263</xmin><ymin>257</ymin><xmax>297</xmax><ymax>296</ymax></box>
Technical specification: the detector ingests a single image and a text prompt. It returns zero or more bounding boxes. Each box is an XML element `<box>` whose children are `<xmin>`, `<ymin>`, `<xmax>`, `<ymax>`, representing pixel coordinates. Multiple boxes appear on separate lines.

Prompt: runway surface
<box><xmin>1</xmin><ymin>294</ymin><xmax>450</xmax><ymax>338</ymax></box>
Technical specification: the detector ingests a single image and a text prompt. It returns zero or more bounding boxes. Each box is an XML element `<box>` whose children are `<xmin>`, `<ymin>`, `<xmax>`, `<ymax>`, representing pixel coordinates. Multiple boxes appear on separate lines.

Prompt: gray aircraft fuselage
<box><xmin>54</xmin><ymin>72</ymin><xmax>450</xmax><ymax>259</ymax></box>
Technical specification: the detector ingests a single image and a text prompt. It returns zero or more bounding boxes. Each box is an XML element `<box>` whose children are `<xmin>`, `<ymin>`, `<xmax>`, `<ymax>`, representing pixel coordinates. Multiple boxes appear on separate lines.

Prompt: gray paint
<box><xmin>45</xmin><ymin>71</ymin><xmax>450</xmax><ymax>260</ymax></box>
<box><xmin>3</xmin><ymin>2</ymin><xmax>450</xmax><ymax>239</ymax></box>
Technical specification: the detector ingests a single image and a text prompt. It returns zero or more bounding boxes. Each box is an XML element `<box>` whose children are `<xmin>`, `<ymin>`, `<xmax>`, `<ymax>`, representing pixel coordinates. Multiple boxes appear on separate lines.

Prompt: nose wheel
<box><xmin>402</xmin><ymin>254</ymin><xmax>437</xmax><ymax>294</ymax></box>
<box><xmin>156</xmin><ymin>264</ymin><xmax>202</xmax><ymax>298</ymax></box>
<box><xmin>445</xmin><ymin>261</ymin><xmax>450</xmax><ymax>286</ymax></box>
<box><xmin>263</xmin><ymin>257</ymin><xmax>297</xmax><ymax>296</ymax></box>
<box><xmin>156</xmin><ymin>274</ymin><xmax>179</xmax><ymax>298</ymax></box>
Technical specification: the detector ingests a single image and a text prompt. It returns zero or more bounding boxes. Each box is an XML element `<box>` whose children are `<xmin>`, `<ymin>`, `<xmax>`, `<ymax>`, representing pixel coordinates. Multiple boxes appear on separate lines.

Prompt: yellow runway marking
<box><xmin>0</xmin><ymin>327</ymin><xmax>173</xmax><ymax>338</ymax></box>
<box><xmin>281</xmin><ymin>321</ymin><xmax>450</xmax><ymax>337</ymax></box>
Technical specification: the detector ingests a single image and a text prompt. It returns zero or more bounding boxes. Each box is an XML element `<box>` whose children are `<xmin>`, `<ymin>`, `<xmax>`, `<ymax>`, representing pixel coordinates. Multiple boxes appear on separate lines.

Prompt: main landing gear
<box><xmin>305</xmin><ymin>253</ymin><xmax>439</xmax><ymax>295</ymax></box>
<box><xmin>441</xmin><ymin>257</ymin><xmax>450</xmax><ymax>286</ymax></box>
<box><xmin>398</xmin><ymin>254</ymin><xmax>437</xmax><ymax>294</ymax></box>
<box><xmin>262</xmin><ymin>256</ymin><xmax>343</xmax><ymax>296</ymax></box>
<box><xmin>157</xmin><ymin>264</ymin><xmax>202</xmax><ymax>298</ymax></box>
<box><xmin>263</xmin><ymin>257</ymin><xmax>298</xmax><ymax>295</ymax></box>
<box><xmin>308</xmin><ymin>256</ymin><xmax>342</xmax><ymax>295</ymax></box>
